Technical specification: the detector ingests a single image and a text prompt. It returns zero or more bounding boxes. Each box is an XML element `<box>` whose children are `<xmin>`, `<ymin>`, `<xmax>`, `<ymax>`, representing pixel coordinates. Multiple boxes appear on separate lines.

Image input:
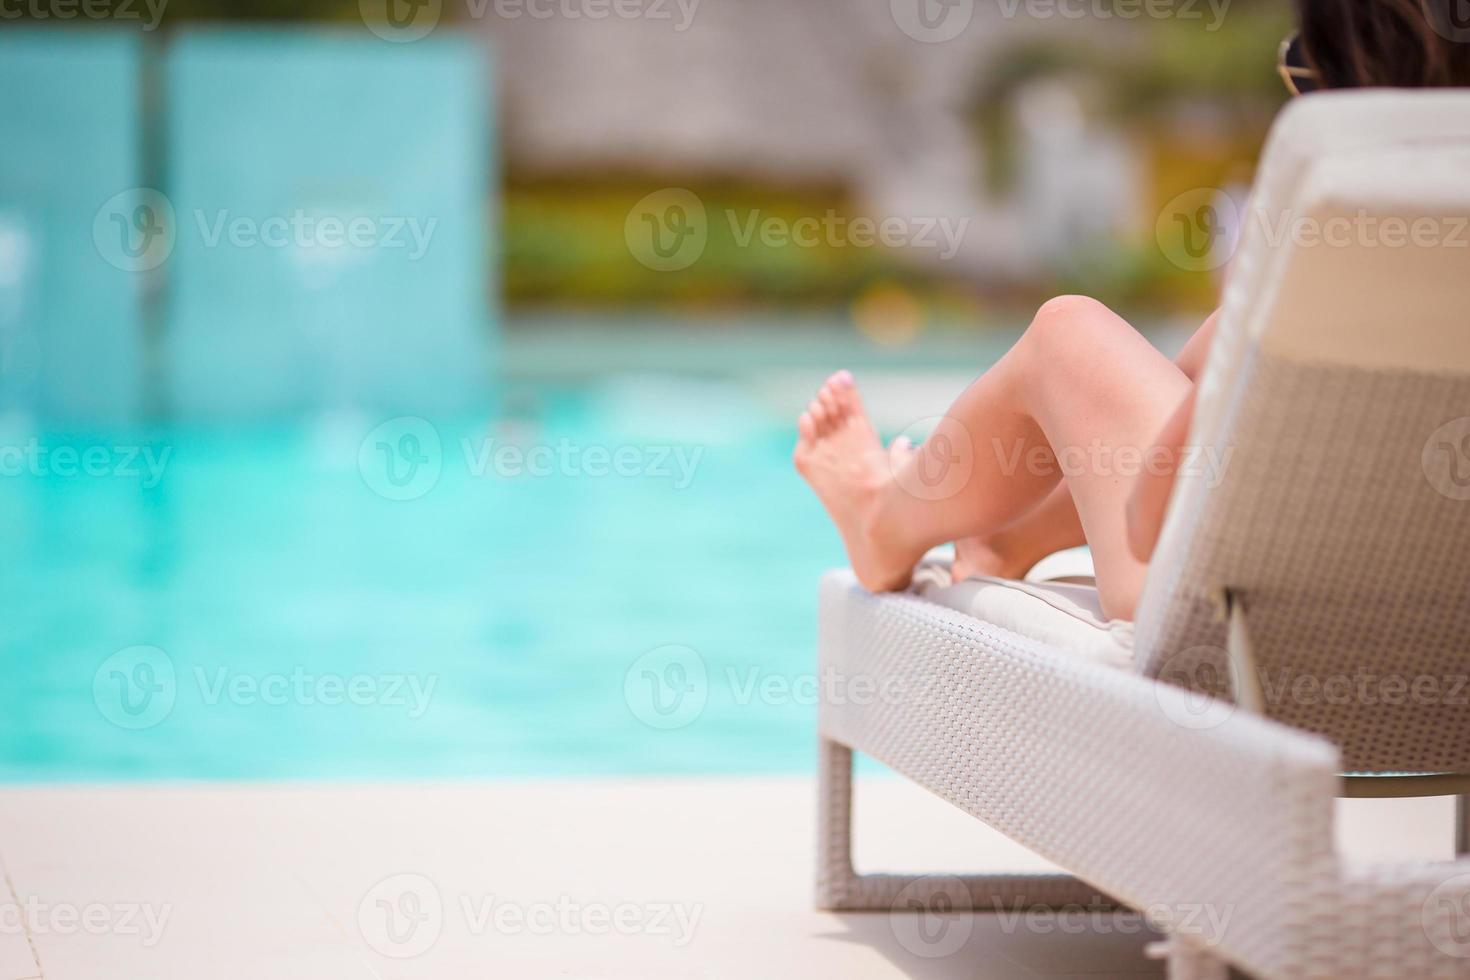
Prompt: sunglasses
<box><xmin>1277</xmin><ymin>32</ymin><xmax>1320</xmax><ymax>96</ymax></box>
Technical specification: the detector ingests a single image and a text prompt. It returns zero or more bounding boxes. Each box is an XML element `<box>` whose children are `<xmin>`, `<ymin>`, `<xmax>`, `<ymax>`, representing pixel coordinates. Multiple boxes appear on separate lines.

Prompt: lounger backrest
<box><xmin>1134</xmin><ymin>92</ymin><xmax>1470</xmax><ymax>774</ymax></box>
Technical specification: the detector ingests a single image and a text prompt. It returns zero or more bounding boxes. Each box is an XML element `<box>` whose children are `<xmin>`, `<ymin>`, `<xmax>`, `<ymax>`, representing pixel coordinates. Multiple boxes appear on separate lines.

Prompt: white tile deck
<box><xmin>0</xmin><ymin>779</ymin><xmax>1451</xmax><ymax>979</ymax></box>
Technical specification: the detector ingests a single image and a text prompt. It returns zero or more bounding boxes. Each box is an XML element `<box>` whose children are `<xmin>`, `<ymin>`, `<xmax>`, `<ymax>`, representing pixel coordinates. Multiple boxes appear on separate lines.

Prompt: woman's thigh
<box><xmin>1013</xmin><ymin>296</ymin><xmax>1193</xmax><ymax>619</ymax></box>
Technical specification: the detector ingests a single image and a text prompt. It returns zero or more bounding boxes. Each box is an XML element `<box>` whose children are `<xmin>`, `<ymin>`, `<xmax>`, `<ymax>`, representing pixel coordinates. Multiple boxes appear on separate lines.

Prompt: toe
<box><xmin>887</xmin><ymin>434</ymin><xmax>913</xmax><ymax>467</ymax></box>
<box><xmin>797</xmin><ymin>411</ymin><xmax>816</xmax><ymax>445</ymax></box>
<box><xmin>807</xmin><ymin>398</ymin><xmax>828</xmax><ymax>434</ymax></box>
<box><xmin>818</xmin><ymin>384</ymin><xmax>841</xmax><ymax>422</ymax></box>
<box><xmin>831</xmin><ymin>370</ymin><xmax>860</xmax><ymax>413</ymax></box>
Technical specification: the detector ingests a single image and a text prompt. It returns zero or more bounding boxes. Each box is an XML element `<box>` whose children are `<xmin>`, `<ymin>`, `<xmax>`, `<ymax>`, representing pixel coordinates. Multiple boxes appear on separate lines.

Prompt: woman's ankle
<box><xmin>862</xmin><ymin>486</ymin><xmax>932</xmax><ymax>582</ymax></box>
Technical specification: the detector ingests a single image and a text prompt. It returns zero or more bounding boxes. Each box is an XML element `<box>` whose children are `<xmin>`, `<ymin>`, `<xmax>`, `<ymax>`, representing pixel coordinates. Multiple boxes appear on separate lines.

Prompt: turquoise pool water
<box><xmin>0</xmin><ymin>376</ymin><xmax>847</xmax><ymax>780</ymax></box>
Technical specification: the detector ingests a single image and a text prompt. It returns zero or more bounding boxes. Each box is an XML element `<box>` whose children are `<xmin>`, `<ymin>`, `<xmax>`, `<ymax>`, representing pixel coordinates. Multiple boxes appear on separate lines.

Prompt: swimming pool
<box><xmin>0</xmin><ymin>375</ymin><xmax>847</xmax><ymax>781</ymax></box>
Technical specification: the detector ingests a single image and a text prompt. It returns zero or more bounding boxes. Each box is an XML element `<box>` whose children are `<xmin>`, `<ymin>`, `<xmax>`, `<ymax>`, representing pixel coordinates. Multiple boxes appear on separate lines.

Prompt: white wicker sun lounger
<box><xmin>816</xmin><ymin>91</ymin><xmax>1470</xmax><ymax>979</ymax></box>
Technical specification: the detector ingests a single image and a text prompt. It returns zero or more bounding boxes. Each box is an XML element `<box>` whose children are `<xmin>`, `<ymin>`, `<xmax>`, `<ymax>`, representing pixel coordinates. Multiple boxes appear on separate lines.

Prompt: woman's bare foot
<box><xmin>793</xmin><ymin>371</ymin><xmax>923</xmax><ymax>592</ymax></box>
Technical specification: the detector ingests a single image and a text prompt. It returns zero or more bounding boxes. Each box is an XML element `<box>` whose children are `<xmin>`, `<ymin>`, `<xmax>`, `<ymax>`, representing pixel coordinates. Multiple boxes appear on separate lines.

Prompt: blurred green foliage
<box><xmin>158</xmin><ymin>0</ymin><xmax>358</xmax><ymax>17</ymax></box>
<box><xmin>971</xmin><ymin>8</ymin><xmax>1291</xmax><ymax>195</ymax></box>
<box><xmin>504</xmin><ymin>179</ymin><xmax>945</xmax><ymax>311</ymax></box>
<box><xmin>968</xmin><ymin>6</ymin><xmax>1293</xmax><ymax>311</ymax></box>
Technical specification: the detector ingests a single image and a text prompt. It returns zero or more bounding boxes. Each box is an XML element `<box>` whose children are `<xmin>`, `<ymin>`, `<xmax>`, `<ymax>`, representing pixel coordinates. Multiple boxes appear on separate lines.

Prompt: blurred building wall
<box><xmin>1</xmin><ymin>28</ymin><xmax>495</xmax><ymax>424</ymax></box>
<box><xmin>0</xmin><ymin>32</ymin><xmax>147</xmax><ymax>424</ymax></box>
<box><xmin>164</xmin><ymin>30</ymin><xmax>494</xmax><ymax>419</ymax></box>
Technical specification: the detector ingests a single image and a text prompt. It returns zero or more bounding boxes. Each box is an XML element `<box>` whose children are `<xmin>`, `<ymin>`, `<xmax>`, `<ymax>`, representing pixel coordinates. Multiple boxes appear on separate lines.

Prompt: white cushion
<box><xmin>911</xmin><ymin>549</ymin><xmax>1134</xmax><ymax>669</ymax></box>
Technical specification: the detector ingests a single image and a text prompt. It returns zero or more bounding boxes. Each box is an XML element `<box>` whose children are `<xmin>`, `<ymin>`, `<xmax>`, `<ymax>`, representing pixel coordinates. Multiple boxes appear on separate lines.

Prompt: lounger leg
<box><xmin>816</xmin><ymin>736</ymin><xmax>1115</xmax><ymax>912</ymax></box>
<box><xmin>1457</xmin><ymin>794</ymin><xmax>1470</xmax><ymax>856</ymax></box>
<box><xmin>816</xmin><ymin>736</ymin><xmax>859</xmax><ymax>908</ymax></box>
<box><xmin>1146</xmin><ymin>937</ymin><xmax>1228</xmax><ymax>980</ymax></box>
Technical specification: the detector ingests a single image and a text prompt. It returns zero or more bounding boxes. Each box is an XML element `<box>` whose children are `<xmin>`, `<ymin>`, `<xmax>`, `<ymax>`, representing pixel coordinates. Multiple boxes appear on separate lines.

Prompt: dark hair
<box><xmin>1297</xmin><ymin>0</ymin><xmax>1470</xmax><ymax>88</ymax></box>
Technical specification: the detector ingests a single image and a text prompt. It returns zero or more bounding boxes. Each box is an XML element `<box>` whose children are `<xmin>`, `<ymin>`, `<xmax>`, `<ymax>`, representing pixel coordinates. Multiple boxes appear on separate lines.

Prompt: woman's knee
<box><xmin>1025</xmin><ymin>294</ymin><xmax>1121</xmax><ymax>352</ymax></box>
<box><xmin>1023</xmin><ymin>295</ymin><xmax>1123</xmax><ymax>371</ymax></box>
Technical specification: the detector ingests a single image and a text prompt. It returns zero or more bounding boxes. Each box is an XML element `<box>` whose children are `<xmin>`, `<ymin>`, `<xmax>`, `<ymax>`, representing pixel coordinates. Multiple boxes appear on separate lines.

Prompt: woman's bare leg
<box><xmin>793</xmin><ymin>295</ymin><xmax>1191</xmax><ymax>619</ymax></box>
<box><xmin>952</xmin><ymin>482</ymin><xmax>1083</xmax><ymax>580</ymax></box>
<box><xmin>949</xmin><ymin>309</ymin><xmax>1219</xmax><ymax>581</ymax></box>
